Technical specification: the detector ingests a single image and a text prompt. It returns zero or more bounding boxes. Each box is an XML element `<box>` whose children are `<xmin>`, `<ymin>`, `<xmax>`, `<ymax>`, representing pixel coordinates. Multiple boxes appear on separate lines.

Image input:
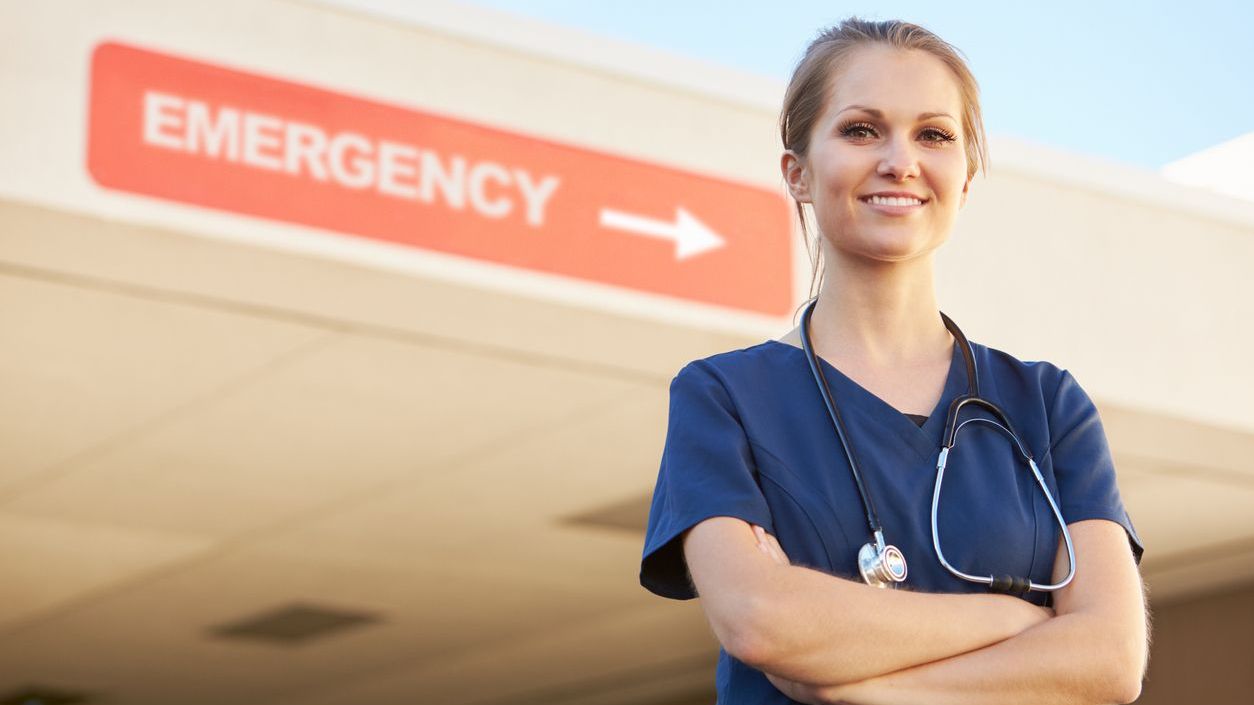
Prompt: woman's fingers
<box><xmin>764</xmin><ymin>532</ymin><xmax>791</xmax><ymax>565</ymax></box>
<box><xmin>752</xmin><ymin>524</ymin><xmax>791</xmax><ymax>566</ymax></box>
<box><xmin>752</xmin><ymin>525</ymin><xmax>774</xmax><ymax>558</ymax></box>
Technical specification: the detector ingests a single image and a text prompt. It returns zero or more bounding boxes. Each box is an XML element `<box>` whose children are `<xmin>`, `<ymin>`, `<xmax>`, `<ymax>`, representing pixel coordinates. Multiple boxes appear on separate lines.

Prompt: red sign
<box><xmin>88</xmin><ymin>42</ymin><xmax>793</xmax><ymax>316</ymax></box>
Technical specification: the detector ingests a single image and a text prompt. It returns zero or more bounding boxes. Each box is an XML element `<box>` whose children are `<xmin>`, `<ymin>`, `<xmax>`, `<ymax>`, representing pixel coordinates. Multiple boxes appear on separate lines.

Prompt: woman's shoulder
<box><xmin>969</xmin><ymin>339</ymin><xmax>1073</xmax><ymax>404</ymax></box>
<box><xmin>672</xmin><ymin>338</ymin><xmax>797</xmax><ymax>376</ymax></box>
<box><xmin>667</xmin><ymin>340</ymin><xmax>807</xmax><ymax>421</ymax></box>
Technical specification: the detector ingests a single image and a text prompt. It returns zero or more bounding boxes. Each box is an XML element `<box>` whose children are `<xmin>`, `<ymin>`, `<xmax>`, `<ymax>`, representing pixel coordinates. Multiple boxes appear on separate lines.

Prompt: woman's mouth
<box><xmin>858</xmin><ymin>194</ymin><xmax>928</xmax><ymax>215</ymax></box>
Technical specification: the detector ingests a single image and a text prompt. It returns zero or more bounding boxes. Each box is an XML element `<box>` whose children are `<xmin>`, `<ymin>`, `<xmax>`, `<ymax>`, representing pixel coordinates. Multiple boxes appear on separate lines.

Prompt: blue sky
<box><xmin>460</xmin><ymin>0</ymin><xmax>1252</xmax><ymax>171</ymax></box>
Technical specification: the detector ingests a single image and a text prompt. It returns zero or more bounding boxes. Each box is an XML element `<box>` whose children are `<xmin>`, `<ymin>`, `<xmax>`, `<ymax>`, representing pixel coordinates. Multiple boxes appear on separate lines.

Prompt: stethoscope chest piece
<box><xmin>858</xmin><ymin>531</ymin><xmax>908</xmax><ymax>588</ymax></box>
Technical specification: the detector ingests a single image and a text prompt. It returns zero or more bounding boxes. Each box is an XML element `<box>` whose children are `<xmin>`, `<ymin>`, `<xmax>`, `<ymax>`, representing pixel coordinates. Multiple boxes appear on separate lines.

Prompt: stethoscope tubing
<box><xmin>799</xmin><ymin>306</ymin><xmax>886</xmax><ymax>540</ymax></box>
<box><xmin>931</xmin><ymin>444</ymin><xmax>1077</xmax><ymax>593</ymax></box>
<box><xmin>798</xmin><ymin>298</ymin><xmax>1077</xmax><ymax>595</ymax></box>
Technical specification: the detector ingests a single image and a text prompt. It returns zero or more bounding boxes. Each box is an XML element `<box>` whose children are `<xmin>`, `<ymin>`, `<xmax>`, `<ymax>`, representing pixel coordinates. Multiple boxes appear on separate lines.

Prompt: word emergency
<box><xmin>141</xmin><ymin>90</ymin><xmax>561</xmax><ymax>227</ymax></box>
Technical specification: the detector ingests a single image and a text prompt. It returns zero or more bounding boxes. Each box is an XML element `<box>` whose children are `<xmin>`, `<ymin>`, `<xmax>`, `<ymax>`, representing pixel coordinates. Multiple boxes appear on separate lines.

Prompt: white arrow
<box><xmin>599</xmin><ymin>206</ymin><xmax>726</xmax><ymax>261</ymax></box>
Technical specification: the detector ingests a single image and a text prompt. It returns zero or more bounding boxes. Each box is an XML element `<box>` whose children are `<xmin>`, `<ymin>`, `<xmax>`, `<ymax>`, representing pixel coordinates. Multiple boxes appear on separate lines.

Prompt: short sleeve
<box><xmin>639</xmin><ymin>360</ymin><xmax>774</xmax><ymax>600</ymax></box>
<box><xmin>1047</xmin><ymin>369</ymin><xmax>1145</xmax><ymax>565</ymax></box>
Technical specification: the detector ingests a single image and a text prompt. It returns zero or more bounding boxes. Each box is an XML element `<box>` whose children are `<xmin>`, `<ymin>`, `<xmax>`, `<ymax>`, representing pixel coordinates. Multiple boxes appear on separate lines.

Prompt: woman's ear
<box><xmin>781</xmin><ymin>150</ymin><xmax>811</xmax><ymax>203</ymax></box>
<box><xmin>959</xmin><ymin>176</ymin><xmax>971</xmax><ymax>209</ymax></box>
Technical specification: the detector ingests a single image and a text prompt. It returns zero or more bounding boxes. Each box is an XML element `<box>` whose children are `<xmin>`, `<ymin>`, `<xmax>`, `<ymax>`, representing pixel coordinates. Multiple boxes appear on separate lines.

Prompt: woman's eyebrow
<box><xmin>836</xmin><ymin>104</ymin><xmax>956</xmax><ymax>121</ymax></box>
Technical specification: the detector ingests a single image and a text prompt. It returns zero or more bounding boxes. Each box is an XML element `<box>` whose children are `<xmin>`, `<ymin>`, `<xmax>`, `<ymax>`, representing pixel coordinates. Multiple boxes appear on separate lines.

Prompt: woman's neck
<box><xmin>804</xmin><ymin>253</ymin><xmax>953</xmax><ymax>369</ymax></box>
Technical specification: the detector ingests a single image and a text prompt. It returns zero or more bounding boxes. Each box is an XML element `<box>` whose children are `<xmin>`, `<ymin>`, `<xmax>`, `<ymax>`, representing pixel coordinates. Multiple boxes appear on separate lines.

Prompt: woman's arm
<box><xmin>769</xmin><ymin>519</ymin><xmax>1150</xmax><ymax>705</ymax></box>
<box><xmin>721</xmin><ymin>524</ymin><xmax>1052</xmax><ymax>685</ymax></box>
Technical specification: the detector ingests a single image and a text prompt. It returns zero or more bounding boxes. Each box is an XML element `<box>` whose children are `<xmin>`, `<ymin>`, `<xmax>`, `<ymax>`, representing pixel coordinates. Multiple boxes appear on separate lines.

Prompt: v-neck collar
<box><xmin>763</xmin><ymin>337</ymin><xmax>971</xmax><ymax>462</ymax></box>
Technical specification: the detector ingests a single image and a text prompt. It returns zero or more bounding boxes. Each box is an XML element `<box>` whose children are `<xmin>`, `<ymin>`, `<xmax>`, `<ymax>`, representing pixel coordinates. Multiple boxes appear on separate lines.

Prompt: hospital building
<box><xmin>2</xmin><ymin>1</ymin><xmax>1252</xmax><ymax>703</ymax></box>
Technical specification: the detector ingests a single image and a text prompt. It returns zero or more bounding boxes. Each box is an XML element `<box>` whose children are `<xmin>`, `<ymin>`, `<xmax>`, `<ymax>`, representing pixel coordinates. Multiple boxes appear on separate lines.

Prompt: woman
<box><xmin>639</xmin><ymin>18</ymin><xmax>1149</xmax><ymax>705</ymax></box>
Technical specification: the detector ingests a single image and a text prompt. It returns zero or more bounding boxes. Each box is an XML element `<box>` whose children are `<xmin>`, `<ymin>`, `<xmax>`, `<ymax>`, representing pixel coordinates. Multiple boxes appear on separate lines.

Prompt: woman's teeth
<box><xmin>863</xmin><ymin>195</ymin><xmax>924</xmax><ymax>206</ymax></box>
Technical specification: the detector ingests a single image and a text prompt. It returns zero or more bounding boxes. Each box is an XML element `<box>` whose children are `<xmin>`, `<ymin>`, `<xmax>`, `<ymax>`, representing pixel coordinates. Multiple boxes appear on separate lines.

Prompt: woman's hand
<box><xmin>752</xmin><ymin>524</ymin><xmax>791</xmax><ymax>567</ymax></box>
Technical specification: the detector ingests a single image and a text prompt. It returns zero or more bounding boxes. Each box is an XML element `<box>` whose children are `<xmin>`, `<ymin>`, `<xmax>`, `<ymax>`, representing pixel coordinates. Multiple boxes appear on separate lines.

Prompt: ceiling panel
<box><xmin>267</xmin><ymin>602</ymin><xmax>719</xmax><ymax>705</ymax></box>
<box><xmin>255</xmin><ymin>382</ymin><xmax>665</xmax><ymax>595</ymax></box>
<box><xmin>1119</xmin><ymin>467</ymin><xmax>1254</xmax><ymax>560</ymax></box>
<box><xmin>1115</xmin><ymin>465</ymin><xmax>1254</xmax><ymax>602</ymax></box>
<box><xmin>0</xmin><ymin>272</ymin><xmax>328</xmax><ymax>495</ymax></box>
<box><xmin>0</xmin><ymin>511</ymin><xmax>212</xmax><ymax>632</ymax></box>
<box><xmin>4</xmin><ymin>333</ymin><xmax>643</xmax><ymax>538</ymax></box>
<box><xmin>0</xmin><ymin>542</ymin><xmax>638</xmax><ymax>705</ymax></box>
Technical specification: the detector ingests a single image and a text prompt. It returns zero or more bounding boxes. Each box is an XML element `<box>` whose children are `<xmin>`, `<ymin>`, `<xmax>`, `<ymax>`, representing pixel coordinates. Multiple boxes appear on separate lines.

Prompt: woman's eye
<box><xmin>921</xmin><ymin>127</ymin><xmax>958</xmax><ymax>143</ymax></box>
<box><xmin>839</xmin><ymin>121</ymin><xmax>877</xmax><ymax>139</ymax></box>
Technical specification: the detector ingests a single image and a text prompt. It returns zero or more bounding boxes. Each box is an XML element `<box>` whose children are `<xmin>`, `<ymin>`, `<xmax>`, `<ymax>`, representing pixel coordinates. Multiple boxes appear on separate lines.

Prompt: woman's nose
<box><xmin>876</xmin><ymin>135</ymin><xmax>920</xmax><ymax>181</ymax></box>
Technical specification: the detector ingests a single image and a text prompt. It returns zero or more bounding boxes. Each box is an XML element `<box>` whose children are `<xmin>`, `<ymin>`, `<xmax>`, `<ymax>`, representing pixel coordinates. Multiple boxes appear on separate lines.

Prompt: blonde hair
<box><xmin>781</xmin><ymin>17</ymin><xmax>989</xmax><ymax>320</ymax></box>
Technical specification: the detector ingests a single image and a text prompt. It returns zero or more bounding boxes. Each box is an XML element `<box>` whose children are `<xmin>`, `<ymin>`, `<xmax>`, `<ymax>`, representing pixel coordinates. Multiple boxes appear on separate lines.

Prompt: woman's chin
<box><xmin>821</xmin><ymin>222</ymin><xmax>943</xmax><ymax>263</ymax></box>
<box><xmin>846</xmin><ymin>235</ymin><xmax>935</xmax><ymax>263</ymax></box>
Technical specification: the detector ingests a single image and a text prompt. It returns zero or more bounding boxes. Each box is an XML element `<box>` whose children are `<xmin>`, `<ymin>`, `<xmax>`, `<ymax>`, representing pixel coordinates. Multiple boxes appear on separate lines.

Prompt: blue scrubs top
<box><xmin>639</xmin><ymin>337</ymin><xmax>1144</xmax><ymax>704</ymax></box>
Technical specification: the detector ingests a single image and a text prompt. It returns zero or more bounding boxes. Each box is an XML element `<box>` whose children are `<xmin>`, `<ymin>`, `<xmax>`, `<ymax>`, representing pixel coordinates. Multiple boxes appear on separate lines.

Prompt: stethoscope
<box><xmin>798</xmin><ymin>298</ymin><xmax>1076</xmax><ymax>596</ymax></box>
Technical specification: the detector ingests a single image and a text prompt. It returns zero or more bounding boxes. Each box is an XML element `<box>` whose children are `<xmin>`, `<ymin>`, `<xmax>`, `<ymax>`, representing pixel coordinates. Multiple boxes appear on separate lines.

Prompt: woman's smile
<box><xmin>858</xmin><ymin>192</ymin><xmax>930</xmax><ymax>216</ymax></box>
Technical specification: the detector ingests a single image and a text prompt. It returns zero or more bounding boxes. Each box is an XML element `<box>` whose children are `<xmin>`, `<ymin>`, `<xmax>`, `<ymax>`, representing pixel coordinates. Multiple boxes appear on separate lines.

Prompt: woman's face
<box><xmin>783</xmin><ymin>45</ymin><xmax>971</xmax><ymax>264</ymax></box>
